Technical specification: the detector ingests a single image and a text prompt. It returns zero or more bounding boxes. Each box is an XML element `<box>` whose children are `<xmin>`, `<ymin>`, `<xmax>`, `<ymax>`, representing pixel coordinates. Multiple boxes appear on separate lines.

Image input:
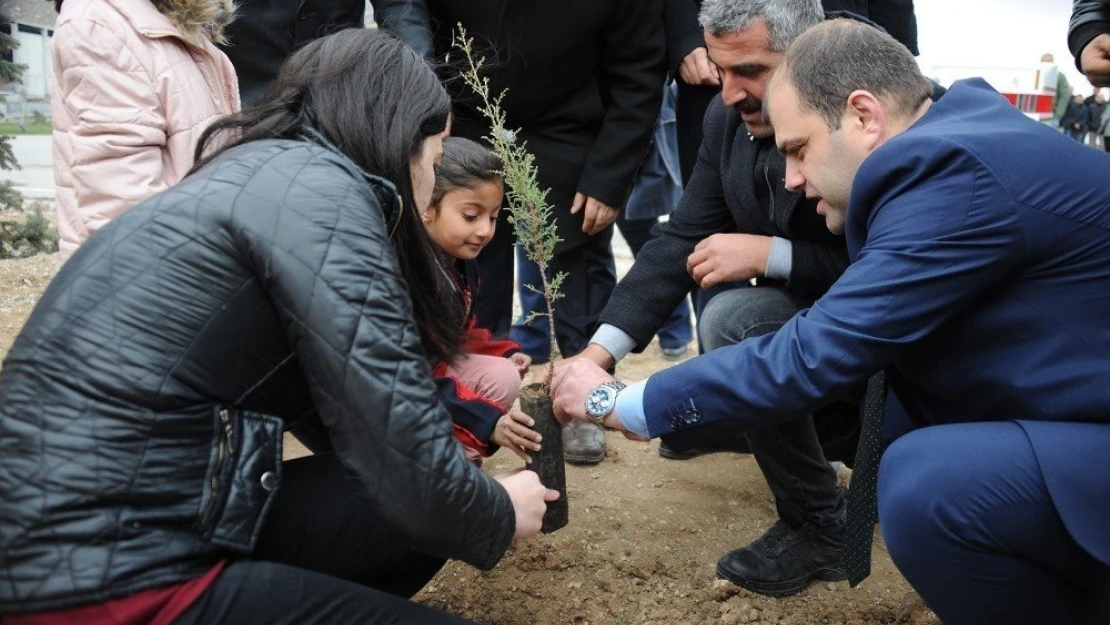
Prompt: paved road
<box><xmin>4</xmin><ymin>135</ymin><xmax>55</xmax><ymax>199</ymax></box>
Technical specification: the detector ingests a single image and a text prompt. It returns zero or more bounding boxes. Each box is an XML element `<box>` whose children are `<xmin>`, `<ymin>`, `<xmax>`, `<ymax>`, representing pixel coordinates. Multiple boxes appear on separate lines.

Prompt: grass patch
<box><xmin>0</xmin><ymin>122</ymin><xmax>52</xmax><ymax>135</ymax></box>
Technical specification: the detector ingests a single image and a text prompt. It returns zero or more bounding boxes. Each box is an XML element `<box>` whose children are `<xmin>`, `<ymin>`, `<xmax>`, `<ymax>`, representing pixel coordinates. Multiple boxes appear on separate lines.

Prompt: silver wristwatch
<box><xmin>584</xmin><ymin>381</ymin><xmax>627</xmax><ymax>428</ymax></box>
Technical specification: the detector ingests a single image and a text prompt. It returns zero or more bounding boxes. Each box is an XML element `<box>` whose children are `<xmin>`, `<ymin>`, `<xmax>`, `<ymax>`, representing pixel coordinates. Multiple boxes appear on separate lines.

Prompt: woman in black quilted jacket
<box><xmin>0</xmin><ymin>28</ymin><xmax>556</xmax><ymax>625</ymax></box>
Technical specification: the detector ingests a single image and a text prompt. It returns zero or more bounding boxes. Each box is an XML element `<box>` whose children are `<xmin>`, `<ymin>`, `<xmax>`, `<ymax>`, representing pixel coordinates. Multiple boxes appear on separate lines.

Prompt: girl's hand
<box><xmin>509</xmin><ymin>352</ymin><xmax>532</xmax><ymax>378</ymax></box>
<box><xmin>491</xmin><ymin>409</ymin><xmax>542</xmax><ymax>463</ymax></box>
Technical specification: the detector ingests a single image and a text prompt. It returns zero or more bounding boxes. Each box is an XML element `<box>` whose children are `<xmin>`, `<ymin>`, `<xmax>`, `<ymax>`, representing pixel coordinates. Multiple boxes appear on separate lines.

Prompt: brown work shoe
<box><xmin>562</xmin><ymin>421</ymin><xmax>606</xmax><ymax>464</ymax></box>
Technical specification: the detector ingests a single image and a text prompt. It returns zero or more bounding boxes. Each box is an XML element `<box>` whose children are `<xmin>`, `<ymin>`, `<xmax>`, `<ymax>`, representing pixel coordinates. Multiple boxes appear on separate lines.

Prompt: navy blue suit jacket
<box><xmin>641</xmin><ymin>79</ymin><xmax>1110</xmax><ymax>565</ymax></box>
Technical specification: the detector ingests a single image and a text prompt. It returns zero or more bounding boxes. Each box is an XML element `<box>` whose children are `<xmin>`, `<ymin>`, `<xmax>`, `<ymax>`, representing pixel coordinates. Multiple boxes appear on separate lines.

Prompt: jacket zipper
<box><xmin>763</xmin><ymin>158</ymin><xmax>777</xmax><ymax>225</ymax></box>
<box><xmin>198</xmin><ymin>408</ymin><xmax>233</xmax><ymax>530</ymax></box>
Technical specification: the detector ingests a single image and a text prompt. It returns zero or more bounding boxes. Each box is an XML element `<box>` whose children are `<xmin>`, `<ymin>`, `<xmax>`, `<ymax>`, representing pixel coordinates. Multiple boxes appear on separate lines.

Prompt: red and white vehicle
<box><xmin>929</xmin><ymin>62</ymin><xmax>1061</xmax><ymax>122</ymax></box>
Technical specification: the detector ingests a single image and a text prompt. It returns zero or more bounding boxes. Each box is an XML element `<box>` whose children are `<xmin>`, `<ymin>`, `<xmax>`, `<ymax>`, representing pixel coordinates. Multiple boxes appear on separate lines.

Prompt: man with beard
<box><xmin>665</xmin><ymin>0</ymin><xmax>918</xmax><ymax>184</ymax></box>
<box><xmin>571</xmin><ymin>0</ymin><xmax>855</xmax><ymax>597</ymax></box>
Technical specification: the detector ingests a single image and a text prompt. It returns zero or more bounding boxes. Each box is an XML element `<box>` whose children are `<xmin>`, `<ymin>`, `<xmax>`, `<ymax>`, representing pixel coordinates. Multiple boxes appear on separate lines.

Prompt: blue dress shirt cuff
<box><xmin>614</xmin><ymin>379</ymin><xmax>650</xmax><ymax>438</ymax></box>
<box><xmin>765</xmin><ymin>236</ymin><xmax>793</xmax><ymax>280</ymax></box>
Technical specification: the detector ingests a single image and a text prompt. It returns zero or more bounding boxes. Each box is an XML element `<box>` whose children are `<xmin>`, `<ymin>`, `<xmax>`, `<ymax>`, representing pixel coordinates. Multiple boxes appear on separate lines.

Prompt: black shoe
<box><xmin>716</xmin><ymin>520</ymin><xmax>846</xmax><ymax>597</ymax></box>
<box><xmin>658</xmin><ymin>435</ymin><xmax>751</xmax><ymax>460</ymax></box>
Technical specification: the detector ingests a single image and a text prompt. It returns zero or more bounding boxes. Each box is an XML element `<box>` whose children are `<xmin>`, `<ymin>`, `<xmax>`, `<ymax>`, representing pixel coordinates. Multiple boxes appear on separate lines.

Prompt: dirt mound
<box><xmin>416</xmin><ymin>415</ymin><xmax>938</xmax><ymax>625</ymax></box>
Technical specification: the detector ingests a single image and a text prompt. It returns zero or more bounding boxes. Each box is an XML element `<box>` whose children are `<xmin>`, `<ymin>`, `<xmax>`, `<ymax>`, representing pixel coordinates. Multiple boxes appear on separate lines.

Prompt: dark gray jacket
<box><xmin>0</xmin><ymin>137</ymin><xmax>514</xmax><ymax>613</ymax></box>
<box><xmin>599</xmin><ymin>97</ymin><xmax>848</xmax><ymax>352</ymax></box>
<box><xmin>424</xmin><ymin>0</ymin><xmax>666</xmax><ymax>251</ymax></box>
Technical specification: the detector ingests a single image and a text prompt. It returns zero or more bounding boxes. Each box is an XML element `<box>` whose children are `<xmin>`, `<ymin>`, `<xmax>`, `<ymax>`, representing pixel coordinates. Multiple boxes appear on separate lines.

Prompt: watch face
<box><xmin>585</xmin><ymin>386</ymin><xmax>616</xmax><ymax>417</ymax></box>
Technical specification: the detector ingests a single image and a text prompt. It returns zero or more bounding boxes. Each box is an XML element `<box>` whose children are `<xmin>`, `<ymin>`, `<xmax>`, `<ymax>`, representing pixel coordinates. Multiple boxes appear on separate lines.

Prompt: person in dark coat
<box><xmin>1061</xmin><ymin>94</ymin><xmax>1088</xmax><ymax>141</ymax></box>
<box><xmin>575</xmin><ymin>0</ymin><xmax>857</xmax><ymax>597</ymax></box>
<box><xmin>219</xmin><ymin>0</ymin><xmax>433</xmax><ymax>106</ymax></box>
<box><xmin>0</xmin><ymin>29</ymin><xmax>555</xmax><ymax>625</ymax></box>
<box><xmin>512</xmin><ymin>84</ymin><xmax>694</xmax><ymax>365</ymax></box>
<box><xmin>421</xmin><ymin>0</ymin><xmax>665</xmax><ymax>342</ymax></box>
<box><xmin>1084</xmin><ymin>92</ymin><xmax>1106</xmax><ymax>146</ymax></box>
<box><xmin>555</xmin><ymin>20</ymin><xmax>1110</xmax><ymax>624</ymax></box>
<box><xmin>415</xmin><ymin>0</ymin><xmax>666</xmax><ymax>464</ymax></box>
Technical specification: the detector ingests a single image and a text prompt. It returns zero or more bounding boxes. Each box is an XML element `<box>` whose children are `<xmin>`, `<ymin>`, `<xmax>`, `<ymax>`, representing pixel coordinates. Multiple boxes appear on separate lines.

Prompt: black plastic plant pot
<box><xmin>520</xmin><ymin>382</ymin><xmax>569</xmax><ymax>533</ymax></box>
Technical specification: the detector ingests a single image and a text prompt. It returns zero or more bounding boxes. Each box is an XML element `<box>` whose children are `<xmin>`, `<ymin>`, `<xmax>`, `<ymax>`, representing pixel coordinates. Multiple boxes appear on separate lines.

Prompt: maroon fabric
<box><xmin>5</xmin><ymin>562</ymin><xmax>226</xmax><ymax>625</ymax></box>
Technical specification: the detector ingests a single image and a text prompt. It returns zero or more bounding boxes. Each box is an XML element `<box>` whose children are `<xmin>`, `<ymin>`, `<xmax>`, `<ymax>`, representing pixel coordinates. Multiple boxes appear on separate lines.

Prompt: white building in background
<box><xmin>2</xmin><ymin>0</ymin><xmax>57</xmax><ymax>102</ymax></box>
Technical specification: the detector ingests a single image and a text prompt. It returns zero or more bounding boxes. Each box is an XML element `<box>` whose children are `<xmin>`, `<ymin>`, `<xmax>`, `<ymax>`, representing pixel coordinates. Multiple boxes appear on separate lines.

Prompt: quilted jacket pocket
<box><xmin>197</xmin><ymin>407</ymin><xmax>284</xmax><ymax>552</ymax></box>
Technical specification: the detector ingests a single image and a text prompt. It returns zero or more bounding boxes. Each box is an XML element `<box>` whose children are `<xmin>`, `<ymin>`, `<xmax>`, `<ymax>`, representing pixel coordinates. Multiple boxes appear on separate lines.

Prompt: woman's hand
<box><xmin>509</xmin><ymin>352</ymin><xmax>532</xmax><ymax>379</ymax></box>
<box><xmin>491</xmin><ymin>409</ymin><xmax>542</xmax><ymax>463</ymax></box>
<box><xmin>495</xmin><ymin>470</ymin><xmax>560</xmax><ymax>539</ymax></box>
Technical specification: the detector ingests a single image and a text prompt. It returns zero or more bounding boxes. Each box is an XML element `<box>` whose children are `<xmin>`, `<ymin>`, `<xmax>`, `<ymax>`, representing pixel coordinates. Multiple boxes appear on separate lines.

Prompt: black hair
<box><xmin>193</xmin><ymin>28</ymin><xmax>465</xmax><ymax>362</ymax></box>
<box><xmin>430</xmin><ymin>137</ymin><xmax>503</xmax><ymax>208</ymax></box>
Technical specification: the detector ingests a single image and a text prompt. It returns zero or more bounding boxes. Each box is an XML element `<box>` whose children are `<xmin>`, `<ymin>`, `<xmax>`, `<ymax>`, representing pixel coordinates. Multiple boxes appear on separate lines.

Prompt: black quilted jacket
<box><xmin>0</xmin><ymin>137</ymin><xmax>515</xmax><ymax>613</ymax></box>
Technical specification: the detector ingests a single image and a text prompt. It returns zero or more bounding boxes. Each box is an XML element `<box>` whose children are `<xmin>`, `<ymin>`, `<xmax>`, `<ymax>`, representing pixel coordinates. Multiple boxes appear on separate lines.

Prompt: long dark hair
<box><xmin>194</xmin><ymin>28</ymin><xmax>465</xmax><ymax>362</ymax></box>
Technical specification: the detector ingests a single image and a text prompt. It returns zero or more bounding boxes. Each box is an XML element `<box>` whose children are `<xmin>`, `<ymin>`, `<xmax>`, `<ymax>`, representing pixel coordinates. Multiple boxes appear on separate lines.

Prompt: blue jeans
<box><xmin>697</xmin><ymin>287</ymin><xmax>845</xmax><ymax>529</ymax></box>
<box><xmin>511</xmin><ymin>249</ymin><xmax>554</xmax><ymax>361</ymax></box>
<box><xmin>880</xmin><ymin>422</ymin><xmax>1110</xmax><ymax>625</ymax></box>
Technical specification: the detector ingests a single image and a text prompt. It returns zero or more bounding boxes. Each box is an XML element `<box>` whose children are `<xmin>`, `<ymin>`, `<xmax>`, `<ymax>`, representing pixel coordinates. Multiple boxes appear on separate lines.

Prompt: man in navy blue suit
<box><xmin>552</xmin><ymin>18</ymin><xmax>1110</xmax><ymax>624</ymax></box>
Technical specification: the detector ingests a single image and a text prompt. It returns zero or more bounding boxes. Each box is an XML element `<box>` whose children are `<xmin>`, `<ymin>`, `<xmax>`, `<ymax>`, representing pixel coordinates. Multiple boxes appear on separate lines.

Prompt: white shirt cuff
<box><xmin>590</xmin><ymin>324</ymin><xmax>637</xmax><ymax>363</ymax></box>
<box><xmin>614</xmin><ymin>379</ymin><xmax>650</xmax><ymax>438</ymax></box>
<box><xmin>765</xmin><ymin>236</ymin><xmax>793</xmax><ymax>281</ymax></box>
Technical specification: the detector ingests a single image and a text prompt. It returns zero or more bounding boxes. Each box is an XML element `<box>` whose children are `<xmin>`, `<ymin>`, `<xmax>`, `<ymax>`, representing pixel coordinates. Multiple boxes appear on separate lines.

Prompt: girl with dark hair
<box><xmin>0</xmin><ymin>28</ymin><xmax>556</xmax><ymax>625</ymax></box>
<box><xmin>421</xmin><ymin>137</ymin><xmax>541</xmax><ymax>465</ymax></box>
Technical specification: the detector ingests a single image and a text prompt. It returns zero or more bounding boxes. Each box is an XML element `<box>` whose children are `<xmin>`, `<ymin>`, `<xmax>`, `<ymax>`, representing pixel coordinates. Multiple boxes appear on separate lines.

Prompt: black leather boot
<box><xmin>716</xmin><ymin>519</ymin><xmax>846</xmax><ymax>597</ymax></box>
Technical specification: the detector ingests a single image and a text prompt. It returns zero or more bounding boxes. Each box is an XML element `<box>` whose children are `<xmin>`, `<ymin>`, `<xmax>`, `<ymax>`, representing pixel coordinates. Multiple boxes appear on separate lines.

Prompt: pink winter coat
<box><xmin>51</xmin><ymin>0</ymin><xmax>240</xmax><ymax>257</ymax></box>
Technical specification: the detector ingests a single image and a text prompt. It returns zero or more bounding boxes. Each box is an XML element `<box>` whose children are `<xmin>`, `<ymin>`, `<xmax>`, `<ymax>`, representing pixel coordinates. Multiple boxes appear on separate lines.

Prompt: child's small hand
<box><xmin>509</xmin><ymin>352</ymin><xmax>532</xmax><ymax>378</ymax></box>
<box><xmin>492</xmin><ymin>409</ymin><xmax>542</xmax><ymax>463</ymax></box>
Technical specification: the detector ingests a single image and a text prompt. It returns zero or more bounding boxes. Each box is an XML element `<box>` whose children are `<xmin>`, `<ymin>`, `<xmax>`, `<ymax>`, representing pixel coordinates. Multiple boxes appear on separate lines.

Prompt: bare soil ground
<box><xmin>0</xmin><ymin>243</ymin><xmax>939</xmax><ymax>625</ymax></box>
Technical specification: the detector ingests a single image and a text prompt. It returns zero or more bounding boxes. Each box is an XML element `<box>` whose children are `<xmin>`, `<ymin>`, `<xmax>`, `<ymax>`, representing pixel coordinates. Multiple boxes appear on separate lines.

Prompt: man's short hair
<box><xmin>699</xmin><ymin>0</ymin><xmax>823</xmax><ymax>52</ymax></box>
<box><xmin>778</xmin><ymin>19</ymin><xmax>933</xmax><ymax>130</ymax></box>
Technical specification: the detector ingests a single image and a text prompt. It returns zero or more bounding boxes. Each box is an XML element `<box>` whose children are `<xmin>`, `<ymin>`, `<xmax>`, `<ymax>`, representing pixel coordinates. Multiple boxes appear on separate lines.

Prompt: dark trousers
<box><xmin>487</xmin><ymin>219</ymin><xmax>616</xmax><ymax>358</ymax></box>
<box><xmin>175</xmin><ymin>454</ymin><xmax>470</xmax><ymax>625</ymax></box>
<box><xmin>879</xmin><ymin>422</ymin><xmax>1110</xmax><ymax>625</ymax></box>
<box><xmin>675</xmin><ymin>81</ymin><xmax>719</xmax><ymax>184</ymax></box>
<box><xmin>698</xmin><ymin>287</ymin><xmax>846</xmax><ymax>529</ymax></box>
